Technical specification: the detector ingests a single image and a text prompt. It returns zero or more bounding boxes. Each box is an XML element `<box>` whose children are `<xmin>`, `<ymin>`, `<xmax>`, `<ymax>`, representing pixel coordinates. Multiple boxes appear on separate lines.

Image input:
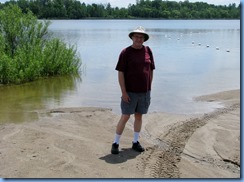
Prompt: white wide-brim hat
<box><xmin>129</xmin><ymin>26</ymin><xmax>149</xmax><ymax>42</ymax></box>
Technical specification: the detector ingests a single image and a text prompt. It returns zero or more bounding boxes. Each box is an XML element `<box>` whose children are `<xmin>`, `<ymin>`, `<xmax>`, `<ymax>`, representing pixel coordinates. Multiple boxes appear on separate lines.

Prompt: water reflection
<box><xmin>0</xmin><ymin>75</ymin><xmax>81</xmax><ymax>124</ymax></box>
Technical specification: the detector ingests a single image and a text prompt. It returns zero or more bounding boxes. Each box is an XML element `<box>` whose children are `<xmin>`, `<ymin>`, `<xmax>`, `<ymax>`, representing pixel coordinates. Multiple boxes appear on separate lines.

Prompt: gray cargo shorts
<box><xmin>121</xmin><ymin>91</ymin><xmax>151</xmax><ymax>115</ymax></box>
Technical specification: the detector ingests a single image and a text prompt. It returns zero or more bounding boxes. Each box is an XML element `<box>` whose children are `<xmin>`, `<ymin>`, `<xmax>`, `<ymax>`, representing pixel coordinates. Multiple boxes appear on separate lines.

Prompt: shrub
<box><xmin>0</xmin><ymin>4</ymin><xmax>81</xmax><ymax>84</ymax></box>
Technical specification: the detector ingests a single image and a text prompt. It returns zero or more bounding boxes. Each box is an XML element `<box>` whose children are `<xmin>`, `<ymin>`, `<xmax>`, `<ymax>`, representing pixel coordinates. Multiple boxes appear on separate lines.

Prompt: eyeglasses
<box><xmin>133</xmin><ymin>35</ymin><xmax>145</xmax><ymax>39</ymax></box>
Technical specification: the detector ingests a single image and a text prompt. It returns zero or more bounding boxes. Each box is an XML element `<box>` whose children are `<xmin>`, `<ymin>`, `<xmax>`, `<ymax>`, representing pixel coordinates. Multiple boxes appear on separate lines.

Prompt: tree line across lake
<box><xmin>0</xmin><ymin>0</ymin><xmax>240</xmax><ymax>19</ymax></box>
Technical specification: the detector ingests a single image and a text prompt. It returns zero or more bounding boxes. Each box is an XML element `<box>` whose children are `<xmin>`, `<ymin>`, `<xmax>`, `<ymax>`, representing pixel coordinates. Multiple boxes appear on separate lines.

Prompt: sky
<box><xmin>0</xmin><ymin>0</ymin><xmax>241</xmax><ymax>7</ymax></box>
<box><xmin>78</xmin><ymin>0</ymin><xmax>241</xmax><ymax>7</ymax></box>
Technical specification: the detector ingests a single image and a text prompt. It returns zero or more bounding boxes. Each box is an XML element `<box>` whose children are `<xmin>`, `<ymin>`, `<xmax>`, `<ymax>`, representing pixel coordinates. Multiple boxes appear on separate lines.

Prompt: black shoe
<box><xmin>132</xmin><ymin>141</ymin><xmax>145</xmax><ymax>152</ymax></box>
<box><xmin>111</xmin><ymin>143</ymin><xmax>119</xmax><ymax>154</ymax></box>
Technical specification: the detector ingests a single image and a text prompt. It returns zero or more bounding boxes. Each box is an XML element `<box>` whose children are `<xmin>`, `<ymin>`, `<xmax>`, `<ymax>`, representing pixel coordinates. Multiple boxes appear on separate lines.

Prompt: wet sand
<box><xmin>0</xmin><ymin>89</ymin><xmax>240</xmax><ymax>178</ymax></box>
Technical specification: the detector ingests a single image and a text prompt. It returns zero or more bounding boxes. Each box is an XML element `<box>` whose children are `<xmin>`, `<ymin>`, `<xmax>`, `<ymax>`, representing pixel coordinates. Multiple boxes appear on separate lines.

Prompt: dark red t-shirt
<box><xmin>115</xmin><ymin>46</ymin><xmax>155</xmax><ymax>93</ymax></box>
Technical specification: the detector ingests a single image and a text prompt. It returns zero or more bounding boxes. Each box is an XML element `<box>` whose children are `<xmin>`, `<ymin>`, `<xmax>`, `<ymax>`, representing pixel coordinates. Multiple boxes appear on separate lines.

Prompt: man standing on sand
<box><xmin>111</xmin><ymin>26</ymin><xmax>155</xmax><ymax>154</ymax></box>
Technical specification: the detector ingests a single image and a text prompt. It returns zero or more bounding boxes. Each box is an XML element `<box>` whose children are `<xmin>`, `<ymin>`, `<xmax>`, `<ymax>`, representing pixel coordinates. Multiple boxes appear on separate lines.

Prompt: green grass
<box><xmin>0</xmin><ymin>4</ymin><xmax>81</xmax><ymax>84</ymax></box>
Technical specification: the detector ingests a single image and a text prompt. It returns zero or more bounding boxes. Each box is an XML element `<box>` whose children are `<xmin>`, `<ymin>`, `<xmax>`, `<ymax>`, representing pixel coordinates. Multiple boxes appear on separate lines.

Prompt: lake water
<box><xmin>0</xmin><ymin>20</ymin><xmax>240</xmax><ymax>123</ymax></box>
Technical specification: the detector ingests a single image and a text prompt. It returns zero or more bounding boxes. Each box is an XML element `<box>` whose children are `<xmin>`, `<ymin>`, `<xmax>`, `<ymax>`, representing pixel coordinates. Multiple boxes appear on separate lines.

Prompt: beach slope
<box><xmin>0</xmin><ymin>90</ymin><xmax>240</xmax><ymax>178</ymax></box>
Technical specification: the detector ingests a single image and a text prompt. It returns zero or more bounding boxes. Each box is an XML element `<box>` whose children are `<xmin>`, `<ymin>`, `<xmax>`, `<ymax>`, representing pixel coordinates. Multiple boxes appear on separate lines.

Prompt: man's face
<box><xmin>132</xmin><ymin>33</ymin><xmax>145</xmax><ymax>47</ymax></box>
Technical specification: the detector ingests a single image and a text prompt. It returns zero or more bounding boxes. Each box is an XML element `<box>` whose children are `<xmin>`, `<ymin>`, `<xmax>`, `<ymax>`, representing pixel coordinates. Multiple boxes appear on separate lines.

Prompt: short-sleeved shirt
<box><xmin>115</xmin><ymin>45</ymin><xmax>155</xmax><ymax>93</ymax></box>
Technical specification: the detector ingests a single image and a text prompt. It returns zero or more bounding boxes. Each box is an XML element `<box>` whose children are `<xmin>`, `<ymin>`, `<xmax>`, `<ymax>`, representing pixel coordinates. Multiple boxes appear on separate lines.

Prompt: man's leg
<box><xmin>111</xmin><ymin>114</ymin><xmax>130</xmax><ymax>154</ymax></box>
<box><xmin>116</xmin><ymin>114</ymin><xmax>130</xmax><ymax>135</ymax></box>
<box><xmin>133</xmin><ymin>113</ymin><xmax>142</xmax><ymax>142</ymax></box>
<box><xmin>134</xmin><ymin>113</ymin><xmax>142</xmax><ymax>132</ymax></box>
<box><xmin>132</xmin><ymin>113</ymin><xmax>145</xmax><ymax>152</ymax></box>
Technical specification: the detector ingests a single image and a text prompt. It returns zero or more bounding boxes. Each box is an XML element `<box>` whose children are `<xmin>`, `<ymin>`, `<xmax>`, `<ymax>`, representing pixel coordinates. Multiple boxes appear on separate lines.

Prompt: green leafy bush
<box><xmin>0</xmin><ymin>4</ymin><xmax>81</xmax><ymax>84</ymax></box>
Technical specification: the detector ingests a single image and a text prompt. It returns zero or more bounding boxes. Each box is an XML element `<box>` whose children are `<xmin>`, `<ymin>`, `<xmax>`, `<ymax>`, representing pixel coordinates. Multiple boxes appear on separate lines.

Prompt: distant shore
<box><xmin>0</xmin><ymin>89</ymin><xmax>240</xmax><ymax>178</ymax></box>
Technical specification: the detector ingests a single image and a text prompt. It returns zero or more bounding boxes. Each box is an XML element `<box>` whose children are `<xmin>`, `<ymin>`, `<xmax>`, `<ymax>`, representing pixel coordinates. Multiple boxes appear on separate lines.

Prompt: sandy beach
<box><xmin>0</xmin><ymin>89</ymin><xmax>240</xmax><ymax>178</ymax></box>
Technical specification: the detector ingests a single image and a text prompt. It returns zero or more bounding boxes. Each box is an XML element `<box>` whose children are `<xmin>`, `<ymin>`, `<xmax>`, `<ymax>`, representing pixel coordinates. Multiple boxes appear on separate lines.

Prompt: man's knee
<box><xmin>134</xmin><ymin>113</ymin><xmax>142</xmax><ymax>121</ymax></box>
<box><xmin>121</xmin><ymin>114</ymin><xmax>130</xmax><ymax>122</ymax></box>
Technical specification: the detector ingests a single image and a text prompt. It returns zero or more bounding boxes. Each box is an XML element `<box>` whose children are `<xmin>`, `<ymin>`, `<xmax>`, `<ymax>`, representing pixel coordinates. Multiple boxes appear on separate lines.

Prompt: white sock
<box><xmin>133</xmin><ymin>132</ymin><xmax>140</xmax><ymax>143</ymax></box>
<box><xmin>113</xmin><ymin>134</ymin><xmax>121</xmax><ymax>144</ymax></box>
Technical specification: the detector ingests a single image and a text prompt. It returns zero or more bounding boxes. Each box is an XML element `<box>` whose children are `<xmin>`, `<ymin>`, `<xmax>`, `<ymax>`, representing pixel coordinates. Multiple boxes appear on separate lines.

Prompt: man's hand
<box><xmin>121</xmin><ymin>93</ymin><xmax>130</xmax><ymax>103</ymax></box>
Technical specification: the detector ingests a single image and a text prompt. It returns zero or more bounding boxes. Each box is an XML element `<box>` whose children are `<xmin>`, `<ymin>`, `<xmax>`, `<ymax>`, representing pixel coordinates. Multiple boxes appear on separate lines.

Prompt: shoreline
<box><xmin>0</xmin><ymin>89</ymin><xmax>240</xmax><ymax>178</ymax></box>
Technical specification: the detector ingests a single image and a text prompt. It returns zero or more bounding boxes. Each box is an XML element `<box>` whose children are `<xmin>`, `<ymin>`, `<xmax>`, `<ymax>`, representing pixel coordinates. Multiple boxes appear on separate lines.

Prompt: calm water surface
<box><xmin>0</xmin><ymin>20</ymin><xmax>240</xmax><ymax>123</ymax></box>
